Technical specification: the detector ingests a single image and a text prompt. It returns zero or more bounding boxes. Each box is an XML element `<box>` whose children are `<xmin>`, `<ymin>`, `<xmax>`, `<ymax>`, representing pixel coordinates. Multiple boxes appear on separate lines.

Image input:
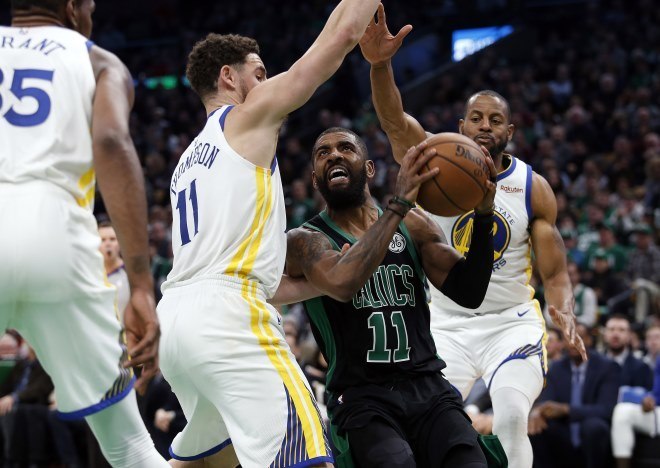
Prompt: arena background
<box><xmin>0</xmin><ymin>0</ymin><xmax>658</xmax><ymax>465</ymax></box>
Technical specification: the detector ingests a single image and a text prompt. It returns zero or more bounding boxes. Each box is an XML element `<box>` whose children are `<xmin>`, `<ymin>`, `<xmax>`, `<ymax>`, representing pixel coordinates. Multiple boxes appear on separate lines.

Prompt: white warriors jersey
<box><xmin>0</xmin><ymin>26</ymin><xmax>97</xmax><ymax>208</ymax></box>
<box><xmin>429</xmin><ymin>155</ymin><xmax>535</xmax><ymax>315</ymax></box>
<box><xmin>163</xmin><ymin>105</ymin><xmax>287</xmax><ymax>297</ymax></box>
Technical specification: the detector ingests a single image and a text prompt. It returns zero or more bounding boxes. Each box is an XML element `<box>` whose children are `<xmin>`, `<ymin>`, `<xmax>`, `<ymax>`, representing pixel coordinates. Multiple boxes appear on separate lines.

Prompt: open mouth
<box><xmin>327</xmin><ymin>166</ymin><xmax>349</xmax><ymax>185</ymax></box>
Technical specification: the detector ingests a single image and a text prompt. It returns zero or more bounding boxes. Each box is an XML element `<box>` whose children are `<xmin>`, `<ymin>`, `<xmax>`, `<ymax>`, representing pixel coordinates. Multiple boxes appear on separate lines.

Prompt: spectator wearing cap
<box><xmin>585</xmin><ymin>248</ymin><xmax>627</xmax><ymax>308</ymax></box>
<box><xmin>585</xmin><ymin>222</ymin><xmax>629</xmax><ymax>273</ymax></box>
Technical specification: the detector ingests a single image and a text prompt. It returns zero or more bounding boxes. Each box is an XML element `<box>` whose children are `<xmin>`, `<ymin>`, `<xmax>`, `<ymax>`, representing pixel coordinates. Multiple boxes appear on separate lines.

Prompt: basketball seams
<box><xmin>423</xmin><ymin>163</ymin><xmax>469</xmax><ymax>213</ymax></box>
<box><xmin>432</xmin><ymin>153</ymin><xmax>488</xmax><ymax>196</ymax></box>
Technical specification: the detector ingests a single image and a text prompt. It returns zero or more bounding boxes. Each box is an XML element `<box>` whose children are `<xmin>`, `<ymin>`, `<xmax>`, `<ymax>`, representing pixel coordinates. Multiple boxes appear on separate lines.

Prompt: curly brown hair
<box><xmin>186</xmin><ymin>33</ymin><xmax>260</xmax><ymax>100</ymax></box>
<box><xmin>11</xmin><ymin>0</ymin><xmax>68</xmax><ymax>14</ymax></box>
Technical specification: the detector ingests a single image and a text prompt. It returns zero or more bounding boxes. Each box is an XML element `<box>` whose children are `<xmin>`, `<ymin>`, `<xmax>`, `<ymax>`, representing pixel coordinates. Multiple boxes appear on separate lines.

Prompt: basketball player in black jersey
<box><xmin>286</xmin><ymin>128</ymin><xmax>499</xmax><ymax>467</ymax></box>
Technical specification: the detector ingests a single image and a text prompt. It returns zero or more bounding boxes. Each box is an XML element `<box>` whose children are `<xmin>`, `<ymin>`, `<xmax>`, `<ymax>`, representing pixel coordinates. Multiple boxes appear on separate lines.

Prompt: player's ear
<box><xmin>458</xmin><ymin>119</ymin><xmax>465</xmax><ymax>135</ymax></box>
<box><xmin>507</xmin><ymin>123</ymin><xmax>515</xmax><ymax>142</ymax></box>
<box><xmin>65</xmin><ymin>0</ymin><xmax>78</xmax><ymax>30</ymax></box>
<box><xmin>365</xmin><ymin>160</ymin><xmax>375</xmax><ymax>178</ymax></box>
<box><xmin>219</xmin><ymin>65</ymin><xmax>236</xmax><ymax>91</ymax></box>
<box><xmin>311</xmin><ymin>171</ymin><xmax>319</xmax><ymax>190</ymax></box>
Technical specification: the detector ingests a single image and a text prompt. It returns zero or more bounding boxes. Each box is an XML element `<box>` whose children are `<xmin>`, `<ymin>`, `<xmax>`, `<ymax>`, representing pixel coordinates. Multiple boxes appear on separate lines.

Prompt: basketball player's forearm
<box><xmin>439</xmin><ymin>213</ymin><xmax>494</xmax><ymax>309</ymax></box>
<box><xmin>95</xmin><ymin>141</ymin><xmax>152</xmax><ymax>290</ymax></box>
<box><xmin>371</xmin><ymin>61</ymin><xmax>405</xmax><ymax>132</ymax></box>
<box><xmin>322</xmin><ymin>0</ymin><xmax>381</xmax><ymax>45</ymax></box>
<box><xmin>543</xmin><ymin>275</ymin><xmax>574</xmax><ymax>316</ymax></box>
<box><xmin>330</xmin><ymin>211</ymin><xmax>406</xmax><ymax>300</ymax></box>
<box><xmin>371</xmin><ymin>63</ymin><xmax>423</xmax><ymax>160</ymax></box>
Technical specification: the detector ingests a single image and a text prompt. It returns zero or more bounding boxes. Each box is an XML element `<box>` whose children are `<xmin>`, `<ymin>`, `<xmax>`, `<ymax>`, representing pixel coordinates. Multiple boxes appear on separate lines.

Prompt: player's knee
<box><xmin>492</xmin><ymin>403</ymin><xmax>528</xmax><ymax>435</ymax></box>
<box><xmin>352</xmin><ymin>437</ymin><xmax>415</xmax><ymax>468</ymax></box>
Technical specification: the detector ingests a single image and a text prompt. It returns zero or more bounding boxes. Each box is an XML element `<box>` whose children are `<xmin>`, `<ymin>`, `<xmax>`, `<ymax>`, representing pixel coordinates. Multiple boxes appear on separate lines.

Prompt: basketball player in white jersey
<box><xmin>99</xmin><ymin>221</ymin><xmax>129</xmax><ymax>323</ymax></box>
<box><xmin>0</xmin><ymin>1</ymin><xmax>168</xmax><ymax>466</ymax></box>
<box><xmin>359</xmin><ymin>6</ymin><xmax>587</xmax><ymax>468</ymax></box>
<box><xmin>156</xmin><ymin>1</ymin><xmax>381</xmax><ymax>467</ymax></box>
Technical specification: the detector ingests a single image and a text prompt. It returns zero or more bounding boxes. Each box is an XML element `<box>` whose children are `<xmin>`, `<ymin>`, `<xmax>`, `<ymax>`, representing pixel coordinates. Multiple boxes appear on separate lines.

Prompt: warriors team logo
<box><xmin>451</xmin><ymin>211</ymin><xmax>511</xmax><ymax>262</ymax></box>
<box><xmin>389</xmin><ymin>232</ymin><xmax>406</xmax><ymax>253</ymax></box>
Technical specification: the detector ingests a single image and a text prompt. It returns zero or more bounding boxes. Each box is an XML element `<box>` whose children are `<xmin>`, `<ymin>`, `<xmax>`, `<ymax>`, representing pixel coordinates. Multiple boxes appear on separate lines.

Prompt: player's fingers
<box><xmin>126</xmin><ymin>327</ymin><xmax>159</xmax><ymax>361</ymax></box>
<box><xmin>394</xmin><ymin>25</ymin><xmax>413</xmax><ymax>44</ymax></box>
<box><xmin>402</xmin><ymin>141</ymin><xmax>428</xmax><ymax>165</ymax></box>
<box><xmin>377</xmin><ymin>3</ymin><xmax>385</xmax><ymax>24</ymax></box>
<box><xmin>411</xmin><ymin>148</ymin><xmax>437</xmax><ymax>171</ymax></box>
<box><xmin>414</xmin><ymin>167</ymin><xmax>439</xmax><ymax>185</ymax></box>
<box><xmin>134</xmin><ymin>364</ymin><xmax>157</xmax><ymax>396</ymax></box>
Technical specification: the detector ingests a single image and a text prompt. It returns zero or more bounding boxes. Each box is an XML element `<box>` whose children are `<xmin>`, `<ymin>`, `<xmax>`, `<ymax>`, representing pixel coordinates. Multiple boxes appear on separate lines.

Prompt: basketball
<box><xmin>417</xmin><ymin>133</ymin><xmax>490</xmax><ymax>217</ymax></box>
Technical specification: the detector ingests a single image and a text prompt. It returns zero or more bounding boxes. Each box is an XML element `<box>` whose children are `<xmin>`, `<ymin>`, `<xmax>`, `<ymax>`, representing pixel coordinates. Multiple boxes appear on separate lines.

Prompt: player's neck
<box><xmin>204</xmin><ymin>92</ymin><xmax>242</xmax><ymax>115</ymax></box>
<box><xmin>11</xmin><ymin>14</ymin><xmax>65</xmax><ymax>29</ymax></box>
<box><xmin>494</xmin><ymin>152</ymin><xmax>510</xmax><ymax>173</ymax></box>
<box><xmin>326</xmin><ymin>198</ymin><xmax>379</xmax><ymax>239</ymax></box>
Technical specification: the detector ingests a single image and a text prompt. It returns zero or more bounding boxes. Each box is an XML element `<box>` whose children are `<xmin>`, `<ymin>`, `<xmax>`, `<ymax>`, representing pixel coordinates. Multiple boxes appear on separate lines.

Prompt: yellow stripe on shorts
<box><xmin>243</xmin><ymin>280</ymin><xmax>327</xmax><ymax>460</ymax></box>
<box><xmin>225</xmin><ymin>167</ymin><xmax>271</xmax><ymax>278</ymax></box>
<box><xmin>533</xmin><ymin>299</ymin><xmax>549</xmax><ymax>373</ymax></box>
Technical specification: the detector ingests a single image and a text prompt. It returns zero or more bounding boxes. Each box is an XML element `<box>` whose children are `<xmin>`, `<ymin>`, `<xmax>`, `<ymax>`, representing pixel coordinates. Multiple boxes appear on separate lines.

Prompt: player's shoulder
<box><xmin>287</xmin><ymin>225</ymin><xmax>334</xmax><ymax>253</ymax></box>
<box><xmin>530</xmin><ymin>171</ymin><xmax>557</xmax><ymax>220</ymax></box>
<box><xmin>88</xmin><ymin>44</ymin><xmax>130</xmax><ymax>81</ymax></box>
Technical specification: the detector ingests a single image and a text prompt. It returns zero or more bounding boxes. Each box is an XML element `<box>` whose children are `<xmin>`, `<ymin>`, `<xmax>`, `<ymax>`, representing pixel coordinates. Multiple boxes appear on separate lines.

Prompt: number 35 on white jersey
<box><xmin>0</xmin><ymin>26</ymin><xmax>96</xmax><ymax>208</ymax></box>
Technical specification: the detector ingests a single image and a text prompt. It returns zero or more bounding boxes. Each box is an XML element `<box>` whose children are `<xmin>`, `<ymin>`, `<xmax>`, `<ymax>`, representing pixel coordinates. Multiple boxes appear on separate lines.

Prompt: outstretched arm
<box><xmin>287</xmin><ymin>143</ymin><xmax>439</xmax><ymax>302</ymax></box>
<box><xmin>239</xmin><ymin>0</ymin><xmax>380</xmax><ymax>123</ymax></box>
<box><xmin>531</xmin><ymin>173</ymin><xmax>587</xmax><ymax>362</ymax></box>
<box><xmin>268</xmin><ymin>275</ymin><xmax>322</xmax><ymax>306</ymax></box>
<box><xmin>360</xmin><ymin>4</ymin><xmax>427</xmax><ymax>163</ymax></box>
<box><xmin>90</xmin><ymin>46</ymin><xmax>160</xmax><ymax>394</ymax></box>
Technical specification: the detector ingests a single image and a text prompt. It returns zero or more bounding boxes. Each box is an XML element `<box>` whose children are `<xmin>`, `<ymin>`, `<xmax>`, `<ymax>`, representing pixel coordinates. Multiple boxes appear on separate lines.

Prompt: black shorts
<box><xmin>329</xmin><ymin>373</ymin><xmax>481</xmax><ymax>467</ymax></box>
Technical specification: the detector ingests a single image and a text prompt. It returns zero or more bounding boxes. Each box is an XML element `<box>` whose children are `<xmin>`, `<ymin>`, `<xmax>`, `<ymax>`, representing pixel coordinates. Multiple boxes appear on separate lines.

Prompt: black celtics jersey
<box><xmin>302</xmin><ymin>211</ymin><xmax>445</xmax><ymax>402</ymax></box>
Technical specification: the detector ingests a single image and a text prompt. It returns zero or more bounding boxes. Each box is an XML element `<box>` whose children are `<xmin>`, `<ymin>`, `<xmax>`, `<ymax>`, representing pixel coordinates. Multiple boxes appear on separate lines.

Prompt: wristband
<box><xmin>391</xmin><ymin>196</ymin><xmax>416</xmax><ymax>210</ymax></box>
<box><xmin>386</xmin><ymin>205</ymin><xmax>407</xmax><ymax>218</ymax></box>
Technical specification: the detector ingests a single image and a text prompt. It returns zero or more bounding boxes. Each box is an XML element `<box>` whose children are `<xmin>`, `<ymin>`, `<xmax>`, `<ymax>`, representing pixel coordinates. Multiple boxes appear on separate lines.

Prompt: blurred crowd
<box><xmin>0</xmin><ymin>0</ymin><xmax>658</xmax><ymax>466</ymax></box>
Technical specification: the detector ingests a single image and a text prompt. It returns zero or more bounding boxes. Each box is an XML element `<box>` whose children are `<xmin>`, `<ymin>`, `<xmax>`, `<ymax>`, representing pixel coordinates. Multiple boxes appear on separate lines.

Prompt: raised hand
<box><xmin>359</xmin><ymin>3</ymin><xmax>413</xmax><ymax>66</ymax></box>
<box><xmin>394</xmin><ymin>141</ymin><xmax>439</xmax><ymax>204</ymax></box>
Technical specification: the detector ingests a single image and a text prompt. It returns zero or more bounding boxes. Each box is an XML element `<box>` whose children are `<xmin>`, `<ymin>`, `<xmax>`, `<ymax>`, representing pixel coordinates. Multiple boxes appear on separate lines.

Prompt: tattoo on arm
<box><xmin>289</xmin><ymin>230</ymin><xmax>334</xmax><ymax>275</ymax></box>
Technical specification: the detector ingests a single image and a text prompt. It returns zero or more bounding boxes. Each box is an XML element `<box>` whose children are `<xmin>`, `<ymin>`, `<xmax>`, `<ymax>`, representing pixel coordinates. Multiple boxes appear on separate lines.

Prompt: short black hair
<box><xmin>11</xmin><ymin>0</ymin><xmax>67</xmax><ymax>14</ymax></box>
<box><xmin>605</xmin><ymin>313</ymin><xmax>632</xmax><ymax>327</ymax></box>
<box><xmin>312</xmin><ymin>127</ymin><xmax>368</xmax><ymax>160</ymax></box>
<box><xmin>186</xmin><ymin>33</ymin><xmax>260</xmax><ymax>100</ymax></box>
<box><xmin>465</xmin><ymin>89</ymin><xmax>511</xmax><ymax>121</ymax></box>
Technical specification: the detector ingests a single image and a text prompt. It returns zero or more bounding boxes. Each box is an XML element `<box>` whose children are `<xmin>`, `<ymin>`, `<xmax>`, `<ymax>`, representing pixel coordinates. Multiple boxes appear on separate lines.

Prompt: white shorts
<box><xmin>0</xmin><ymin>182</ymin><xmax>133</xmax><ymax>418</ymax></box>
<box><xmin>158</xmin><ymin>275</ymin><xmax>332</xmax><ymax>468</ymax></box>
<box><xmin>430</xmin><ymin>299</ymin><xmax>547</xmax><ymax>400</ymax></box>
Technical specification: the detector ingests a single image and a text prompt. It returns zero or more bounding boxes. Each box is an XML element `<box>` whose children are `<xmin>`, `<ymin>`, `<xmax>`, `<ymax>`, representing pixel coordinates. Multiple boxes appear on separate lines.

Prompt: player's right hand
<box><xmin>394</xmin><ymin>141</ymin><xmax>439</xmax><ymax>204</ymax></box>
<box><xmin>359</xmin><ymin>3</ymin><xmax>413</xmax><ymax>67</ymax></box>
<box><xmin>123</xmin><ymin>286</ymin><xmax>161</xmax><ymax>394</ymax></box>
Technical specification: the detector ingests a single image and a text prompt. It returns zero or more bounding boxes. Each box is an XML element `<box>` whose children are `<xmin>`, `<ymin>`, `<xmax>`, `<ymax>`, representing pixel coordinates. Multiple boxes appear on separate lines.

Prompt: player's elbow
<box><xmin>93</xmin><ymin>129</ymin><xmax>132</xmax><ymax>156</ymax></box>
<box><xmin>333</xmin><ymin>26</ymin><xmax>362</xmax><ymax>52</ymax></box>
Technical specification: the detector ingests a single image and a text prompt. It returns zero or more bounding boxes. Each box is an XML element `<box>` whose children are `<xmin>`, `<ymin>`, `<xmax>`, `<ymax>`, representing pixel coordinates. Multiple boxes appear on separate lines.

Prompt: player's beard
<box><xmin>488</xmin><ymin>137</ymin><xmax>509</xmax><ymax>158</ymax></box>
<box><xmin>317</xmin><ymin>165</ymin><xmax>368</xmax><ymax>210</ymax></box>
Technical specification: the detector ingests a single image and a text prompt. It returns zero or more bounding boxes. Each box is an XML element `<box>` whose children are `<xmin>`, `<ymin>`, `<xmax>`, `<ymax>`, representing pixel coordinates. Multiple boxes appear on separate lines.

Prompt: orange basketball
<box><xmin>417</xmin><ymin>132</ymin><xmax>489</xmax><ymax>217</ymax></box>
